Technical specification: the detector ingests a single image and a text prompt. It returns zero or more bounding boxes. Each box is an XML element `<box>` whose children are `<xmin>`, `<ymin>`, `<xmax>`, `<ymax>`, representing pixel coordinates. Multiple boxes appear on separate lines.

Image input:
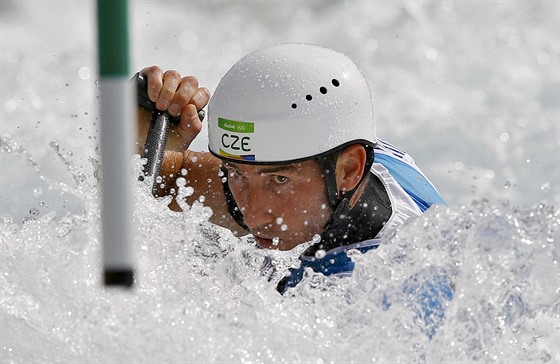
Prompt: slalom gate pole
<box><xmin>97</xmin><ymin>0</ymin><xmax>135</xmax><ymax>287</ymax></box>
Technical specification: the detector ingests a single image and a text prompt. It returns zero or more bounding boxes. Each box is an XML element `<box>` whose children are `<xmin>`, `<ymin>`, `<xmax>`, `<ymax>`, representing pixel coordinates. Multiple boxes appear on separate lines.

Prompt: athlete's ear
<box><xmin>335</xmin><ymin>144</ymin><xmax>367</xmax><ymax>193</ymax></box>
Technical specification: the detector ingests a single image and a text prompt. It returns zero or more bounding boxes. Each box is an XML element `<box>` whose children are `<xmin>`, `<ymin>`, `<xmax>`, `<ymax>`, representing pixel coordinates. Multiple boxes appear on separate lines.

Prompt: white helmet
<box><xmin>208</xmin><ymin>43</ymin><xmax>376</xmax><ymax>164</ymax></box>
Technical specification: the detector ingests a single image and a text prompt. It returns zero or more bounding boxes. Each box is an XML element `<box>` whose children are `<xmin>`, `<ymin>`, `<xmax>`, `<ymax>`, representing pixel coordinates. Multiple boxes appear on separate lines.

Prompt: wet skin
<box><xmin>223</xmin><ymin>161</ymin><xmax>332</xmax><ymax>251</ymax></box>
<box><xmin>138</xmin><ymin>66</ymin><xmax>367</xmax><ymax>250</ymax></box>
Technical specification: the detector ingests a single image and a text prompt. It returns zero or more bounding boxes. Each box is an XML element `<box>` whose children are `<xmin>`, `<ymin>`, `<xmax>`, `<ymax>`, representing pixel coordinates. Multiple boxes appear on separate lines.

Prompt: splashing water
<box><xmin>1</xmin><ymin>1</ymin><xmax>559</xmax><ymax>362</ymax></box>
<box><xmin>1</xmin><ymin>136</ymin><xmax>558</xmax><ymax>362</ymax></box>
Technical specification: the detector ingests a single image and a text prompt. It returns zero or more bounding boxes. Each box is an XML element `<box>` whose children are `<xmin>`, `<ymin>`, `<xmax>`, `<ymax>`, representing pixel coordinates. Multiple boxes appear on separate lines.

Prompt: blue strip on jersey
<box><xmin>374</xmin><ymin>153</ymin><xmax>446</xmax><ymax>212</ymax></box>
<box><xmin>278</xmin><ymin>244</ymin><xmax>379</xmax><ymax>294</ymax></box>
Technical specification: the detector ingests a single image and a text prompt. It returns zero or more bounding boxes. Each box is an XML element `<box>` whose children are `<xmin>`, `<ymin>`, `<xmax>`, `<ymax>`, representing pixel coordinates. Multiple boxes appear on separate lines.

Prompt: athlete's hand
<box><xmin>136</xmin><ymin>65</ymin><xmax>211</xmax><ymax>153</ymax></box>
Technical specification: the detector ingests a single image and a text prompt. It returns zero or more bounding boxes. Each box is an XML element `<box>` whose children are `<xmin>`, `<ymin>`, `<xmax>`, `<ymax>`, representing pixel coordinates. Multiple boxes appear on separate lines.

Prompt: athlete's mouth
<box><xmin>253</xmin><ymin>235</ymin><xmax>281</xmax><ymax>249</ymax></box>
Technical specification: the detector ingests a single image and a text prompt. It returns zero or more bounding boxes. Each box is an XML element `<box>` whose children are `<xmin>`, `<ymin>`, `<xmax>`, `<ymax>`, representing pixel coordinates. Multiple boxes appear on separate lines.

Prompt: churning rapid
<box><xmin>1</xmin><ymin>1</ymin><xmax>559</xmax><ymax>362</ymax></box>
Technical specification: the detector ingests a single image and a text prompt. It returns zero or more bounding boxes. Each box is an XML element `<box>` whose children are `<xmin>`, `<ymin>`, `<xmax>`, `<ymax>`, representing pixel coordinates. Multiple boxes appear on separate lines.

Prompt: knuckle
<box><xmin>202</xmin><ymin>87</ymin><xmax>211</xmax><ymax>99</ymax></box>
<box><xmin>182</xmin><ymin>75</ymin><xmax>199</xmax><ymax>88</ymax></box>
<box><xmin>189</xmin><ymin>119</ymin><xmax>203</xmax><ymax>133</ymax></box>
<box><xmin>164</xmin><ymin>69</ymin><xmax>181</xmax><ymax>80</ymax></box>
<box><xmin>191</xmin><ymin>93</ymin><xmax>206</xmax><ymax>108</ymax></box>
<box><xmin>172</xmin><ymin>93</ymin><xmax>190</xmax><ymax>105</ymax></box>
<box><xmin>162</xmin><ymin>83</ymin><xmax>177</xmax><ymax>94</ymax></box>
<box><xmin>199</xmin><ymin>87</ymin><xmax>212</xmax><ymax>103</ymax></box>
<box><xmin>144</xmin><ymin>65</ymin><xmax>162</xmax><ymax>75</ymax></box>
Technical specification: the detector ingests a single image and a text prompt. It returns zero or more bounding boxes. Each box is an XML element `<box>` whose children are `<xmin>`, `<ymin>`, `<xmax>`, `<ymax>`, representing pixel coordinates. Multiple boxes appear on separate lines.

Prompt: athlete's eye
<box><xmin>224</xmin><ymin>165</ymin><xmax>243</xmax><ymax>179</ymax></box>
<box><xmin>230</xmin><ymin>169</ymin><xmax>243</xmax><ymax>178</ymax></box>
<box><xmin>273</xmin><ymin>175</ymin><xmax>289</xmax><ymax>184</ymax></box>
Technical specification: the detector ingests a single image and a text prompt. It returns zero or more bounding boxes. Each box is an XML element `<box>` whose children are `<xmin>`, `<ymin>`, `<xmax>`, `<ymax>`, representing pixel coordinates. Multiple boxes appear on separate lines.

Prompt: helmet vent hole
<box><xmin>320</xmin><ymin>86</ymin><xmax>327</xmax><ymax>94</ymax></box>
<box><xmin>332</xmin><ymin>79</ymin><xmax>340</xmax><ymax>87</ymax></box>
<box><xmin>291</xmin><ymin>103</ymin><xmax>298</xmax><ymax>109</ymax></box>
<box><xmin>306</xmin><ymin>94</ymin><xmax>313</xmax><ymax>101</ymax></box>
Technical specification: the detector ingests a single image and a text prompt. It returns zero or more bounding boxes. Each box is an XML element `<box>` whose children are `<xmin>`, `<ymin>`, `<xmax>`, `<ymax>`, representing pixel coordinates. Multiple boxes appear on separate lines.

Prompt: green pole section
<box><xmin>97</xmin><ymin>0</ymin><xmax>135</xmax><ymax>287</ymax></box>
<box><xmin>98</xmin><ymin>0</ymin><xmax>128</xmax><ymax>76</ymax></box>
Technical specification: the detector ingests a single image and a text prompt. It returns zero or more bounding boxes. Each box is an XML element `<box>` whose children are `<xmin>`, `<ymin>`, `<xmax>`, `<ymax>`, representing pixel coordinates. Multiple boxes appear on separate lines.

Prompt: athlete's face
<box><xmin>223</xmin><ymin>160</ymin><xmax>332</xmax><ymax>251</ymax></box>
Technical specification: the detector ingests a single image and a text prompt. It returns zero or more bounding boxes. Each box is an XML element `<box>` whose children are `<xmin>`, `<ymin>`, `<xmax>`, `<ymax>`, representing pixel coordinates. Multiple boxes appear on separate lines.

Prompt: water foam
<box><xmin>1</xmin><ymin>137</ymin><xmax>558</xmax><ymax>362</ymax></box>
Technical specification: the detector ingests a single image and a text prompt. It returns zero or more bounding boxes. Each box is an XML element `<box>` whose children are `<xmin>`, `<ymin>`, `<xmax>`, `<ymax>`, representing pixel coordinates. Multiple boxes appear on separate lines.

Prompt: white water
<box><xmin>1</xmin><ymin>1</ymin><xmax>559</xmax><ymax>362</ymax></box>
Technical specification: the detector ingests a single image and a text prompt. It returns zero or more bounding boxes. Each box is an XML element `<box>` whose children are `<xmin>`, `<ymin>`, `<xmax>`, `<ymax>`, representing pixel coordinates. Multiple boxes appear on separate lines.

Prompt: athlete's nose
<box><xmin>238</xmin><ymin>187</ymin><xmax>274</xmax><ymax>230</ymax></box>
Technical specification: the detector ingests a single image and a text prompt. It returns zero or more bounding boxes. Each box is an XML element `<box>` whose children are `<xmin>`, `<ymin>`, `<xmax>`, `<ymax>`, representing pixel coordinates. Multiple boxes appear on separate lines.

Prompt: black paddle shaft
<box><xmin>134</xmin><ymin>72</ymin><xmax>205</xmax><ymax>195</ymax></box>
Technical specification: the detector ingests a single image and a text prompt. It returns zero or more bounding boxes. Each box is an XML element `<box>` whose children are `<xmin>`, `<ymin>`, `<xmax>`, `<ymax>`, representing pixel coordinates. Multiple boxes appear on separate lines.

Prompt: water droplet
<box><xmin>29</xmin><ymin>208</ymin><xmax>39</xmax><ymax>216</ymax></box>
<box><xmin>33</xmin><ymin>188</ymin><xmax>43</xmax><ymax>197</ymax></box>
<box><xmin>78</xmin><ymin>66</ymin><xmax>90</xmax><ymax>80</ymax></box>
<box><xmin>537</xmin><ymin>52</ymin><xmax>551</xmax><ymax>65</ymax></box>
<box><xmin>275</xmin><ymin>217</ymin><xmax>283</xmax><ymax>225</ymax></box>
<box><xmin>176</xmin><ymin>177</ymin><xmax>187</xmax><ymax>187</ymax></box>
<box><xmin>508</xmin><ymin>35</ymin><xmax>521</xmax><ymax>48</ymax></box>
<box><xmin>272</xmin><ymin>237</ymin><xmax>280</xmax><ymax>246</ymax></box>
<box><xmin>49</xmin><ymin>141</ymin><xmax>59</xmax><ymax>152</ymax></box>
<box><xmin>184</xmin><ymin>186</ymin><xmax>195</xmax><ymax>197</ymax></box>
<box><xmin>366</xmin><ymin>39</ymin><xmax>379</xmax><ymax>51</ymax></box>
<box><xmin>22</xmin><ymin>215</ymin><xmax>36</xmax><ymax>223</ymax></box>
<box><xmin>280</xmin><ymin>224</ymin><xmax>288</xmax><ymax>231</ymax></box>
<box><xmin>425</xmin><ymin>48</ymin><xmax>438</xmax><ymax>61</ymax></box>
<box><xmin>504</xmin><ymin>181</ymin><xmax>512</xmax><ymax>189</ymax></box>
<box><xmin>540</xmin><ymin>182</ymin><xmax>551</xmax><ymax>192</ymax></box>
<box><xmin>315</xmin><ymin>249</ymin><xmax>326</xmax><ymax>259</ymax></box>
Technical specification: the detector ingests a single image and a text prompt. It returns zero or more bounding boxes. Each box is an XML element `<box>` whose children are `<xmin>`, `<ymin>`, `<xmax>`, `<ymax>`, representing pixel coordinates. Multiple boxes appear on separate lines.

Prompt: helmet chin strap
<box><xmin>220</xmin><ymin>165</ymin><xmax>250</xmax><ymax>232</ymax></box>
<box><xmin>315</xmin><ymin>151</ymin><xmax>343</xmax><ymax>210</ymax></box>
<box><xmin>316</xmin><ymin>144</ymin><xmax>375</xmax><ymax>211</ymax></box>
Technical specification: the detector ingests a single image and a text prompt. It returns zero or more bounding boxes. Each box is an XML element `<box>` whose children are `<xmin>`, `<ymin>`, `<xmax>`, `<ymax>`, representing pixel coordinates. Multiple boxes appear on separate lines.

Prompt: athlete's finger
<box><xmin>166</xmin><ymin>104</ymin><xmax>202</xmax><ymax>151</ymax></box>
<box><xmin>156</xmin><ymin>70</ymin><xmax>181</xmax><ymax>111</ymax></box>
<box><xmin>189</xmin><ymin>87</ymin><xmax>211</xmax><ymax>113</ymax></box>
<box><xmin>179</xmin><ymin>103</ymin><xmax>203</xmax><ymax>134</ymax></box>
<box><xmin>179</xmin><ymin>87</ymin><xmax>208</xmax><ymax>131</ymax></box>
<box><xmin>140</xmin><ymin>65</ymin><xmax>164</xmax><ymax>103</ymax></box>
<box><xmin>168</xmin><ymin>76</ymin><xmax>199</xmax><ymax>117</ymax></box>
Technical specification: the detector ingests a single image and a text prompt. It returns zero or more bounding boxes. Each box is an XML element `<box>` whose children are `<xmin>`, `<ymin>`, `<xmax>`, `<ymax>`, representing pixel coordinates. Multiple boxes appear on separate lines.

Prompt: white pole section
<box><xmin>97</xmin><ymin>0</ymin><xmax>135</xmax><ymax>287</ymax></box>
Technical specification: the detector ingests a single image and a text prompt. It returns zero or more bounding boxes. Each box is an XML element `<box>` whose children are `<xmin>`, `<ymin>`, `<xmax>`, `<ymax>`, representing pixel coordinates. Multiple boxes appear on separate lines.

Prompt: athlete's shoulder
<box><xmin>373</xmin><ymin>138</ymin><xmax>445</xmax><ymax>212</ymax></box>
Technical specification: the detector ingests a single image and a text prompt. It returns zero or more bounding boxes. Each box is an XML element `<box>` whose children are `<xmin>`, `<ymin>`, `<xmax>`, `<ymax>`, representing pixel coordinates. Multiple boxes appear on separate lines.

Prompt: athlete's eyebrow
<box><xmin>255</xmin><ymin>165</ymin><xmax>299</xmax><ymax>174</ymax></box>
<box><xmin>223</xmin><ymin>162</ymin><xmax>299</xmax><ymax>175</ymax></box>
